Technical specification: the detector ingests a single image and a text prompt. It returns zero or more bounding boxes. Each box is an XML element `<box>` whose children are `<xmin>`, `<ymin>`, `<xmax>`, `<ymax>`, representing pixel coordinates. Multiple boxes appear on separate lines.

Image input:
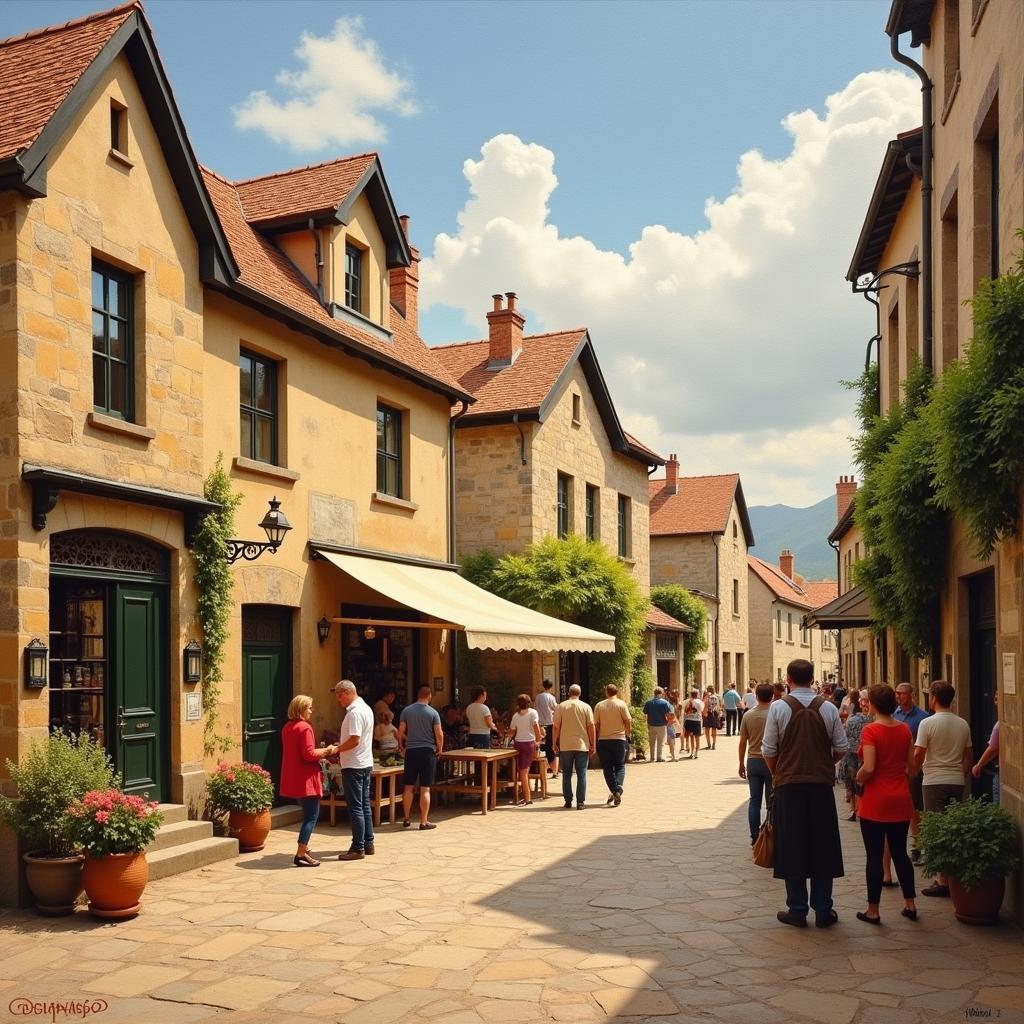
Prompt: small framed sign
<box><xmin>185</xmin><ymin>690</ymin><xmax>202</xmax><ymax>722</ymax></box>
<box><xmin>433</xmin><ymin>676</ymin><xmax>444</xmax><ymax>692</ymax></box>
<box><xmin>1003</xmin><ymin>652</ymin><xmax>1017</xmax><ymax>696</ymax></box>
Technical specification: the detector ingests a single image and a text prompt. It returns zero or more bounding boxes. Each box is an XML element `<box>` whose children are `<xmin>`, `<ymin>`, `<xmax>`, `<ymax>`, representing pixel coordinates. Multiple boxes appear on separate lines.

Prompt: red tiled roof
<box><xmin>803</xmin><ymin>579</ymin><xmax>839</xmax><ymax>610</ymax></box>
<box><xmin>235</xmin><ymin>154</ymin><xmax>377</xmax><ymax>225</ymax></box>
<box><xmin>432</xmin><ymin>331</ymin><xmax>586</xmax><ymax>418</ymax></box>
<box><xmin>646</xmin><ymin>605</ymin><xmax>693</xmax><ymax>633</ymax></box>
<box><xmin>624</xmin><ymin>432</ymin><xmax>663</xmax><ymax>463</ymax></box>
<box><xmin>649</xmin><ymin>474</ymin><xmax>740</xmax><ymax>536</ymax></box>
<box><xmin>748</xmin><ymin>555</ymin><xmax>811</xmax><ymax>607</ymax></box>
<box><xmin>0</xmin><ymin>2</ymin><xmax>137</xmax><ymax>162</ymax></box>
<box><xmin>201</xmin><ymin>167</ymin><xmax>464</xmax><ymax>396</ymax></box>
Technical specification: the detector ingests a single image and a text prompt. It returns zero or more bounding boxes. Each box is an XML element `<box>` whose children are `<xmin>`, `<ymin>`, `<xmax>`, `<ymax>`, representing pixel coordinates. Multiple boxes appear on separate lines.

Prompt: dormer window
<box><xmin>110</xmin><ymin>100</ymin><xmax>126</xmax><ymax>155</ymax></box>
<box><xmin>345</xmin><ymin>243</ymin><xmax>363</xmax><ymax>312</ymax></box>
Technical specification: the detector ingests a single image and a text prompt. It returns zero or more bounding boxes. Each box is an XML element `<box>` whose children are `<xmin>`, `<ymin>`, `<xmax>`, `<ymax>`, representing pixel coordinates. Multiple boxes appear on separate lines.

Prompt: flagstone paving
<box><xmin>2</xmin><ymin>736</ymin><xmax>1023</xmax><ymax>1024</ymax></box>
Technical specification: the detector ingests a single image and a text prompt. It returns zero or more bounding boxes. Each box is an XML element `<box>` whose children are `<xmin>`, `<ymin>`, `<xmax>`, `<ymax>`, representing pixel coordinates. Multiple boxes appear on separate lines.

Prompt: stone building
<box><xmin>432</xmin><ymin>295</ymin><xmax>671</xmax><ymax>700</ymax></box>
<box><xmin>839</xmin><ymin>0</ymin><xmax>1024</xmax><ymax>912</ymax></box>
<box><xmin>0</xmin><ymin>2</ymin><xmax>611</xmax><ymax>902</ymax></box>
<box><xmin>747</xmin><ymin>551</ymin><xmax>838</xmax><ymax>685</ymax></box>
<box><xmin>649</xmin><ymin>458</ymin><xmax>753</xmax><ymax>691</ymax></box>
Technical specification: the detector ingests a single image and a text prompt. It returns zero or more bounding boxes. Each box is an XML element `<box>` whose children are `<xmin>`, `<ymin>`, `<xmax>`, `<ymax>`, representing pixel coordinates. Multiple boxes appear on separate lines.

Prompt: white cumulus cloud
<box><xmin>421</xmin><ymin>71</ymin><xmax>920</xmax><ymax>506</ymax></box>
<box><xmin>234</xmin><ymin>18</ymin><xmax>418</xmax><ymax>151</ymax></box>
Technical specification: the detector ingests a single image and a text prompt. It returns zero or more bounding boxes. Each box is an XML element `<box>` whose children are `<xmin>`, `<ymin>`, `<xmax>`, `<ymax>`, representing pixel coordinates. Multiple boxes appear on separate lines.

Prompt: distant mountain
<box><xmin>748</xmin><ymin>495</ymin><xmax>838</xmax><ymax>582</ymax></box>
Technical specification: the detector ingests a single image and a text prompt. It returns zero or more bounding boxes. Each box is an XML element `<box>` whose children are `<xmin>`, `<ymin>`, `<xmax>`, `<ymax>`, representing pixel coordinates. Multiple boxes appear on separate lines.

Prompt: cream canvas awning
<box><xmin>316</xmin><ymin>548</ymin><xmax>616</xmax><ymax>654</ymax></box>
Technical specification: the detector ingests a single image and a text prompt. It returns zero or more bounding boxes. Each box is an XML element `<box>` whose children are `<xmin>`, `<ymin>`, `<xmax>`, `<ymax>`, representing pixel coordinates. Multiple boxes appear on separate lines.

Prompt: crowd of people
<box><xmin>275</xmin><ymin>661</ymin><xmax>996</xmax><ymax>934</ymax></box>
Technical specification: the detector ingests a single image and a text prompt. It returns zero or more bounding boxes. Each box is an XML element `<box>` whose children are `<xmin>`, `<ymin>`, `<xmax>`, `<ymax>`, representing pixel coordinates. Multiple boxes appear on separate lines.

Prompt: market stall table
<box><xmin>320</xmin><ymin>764</ymin><xmax>403</xmax><ymax>827</ymax></box>
<box><xmin>436</xmin><ymin>747</ymin><xmax>519</xmax><ymax>814</ymax></box>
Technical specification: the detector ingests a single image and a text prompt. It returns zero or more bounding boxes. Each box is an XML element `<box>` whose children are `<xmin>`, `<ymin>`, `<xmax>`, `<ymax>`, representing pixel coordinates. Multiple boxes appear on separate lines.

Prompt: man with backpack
<box><xmin>762</xmin><ymin>659</ymin><xmax>848</xmax><ymax>929</ymax></box>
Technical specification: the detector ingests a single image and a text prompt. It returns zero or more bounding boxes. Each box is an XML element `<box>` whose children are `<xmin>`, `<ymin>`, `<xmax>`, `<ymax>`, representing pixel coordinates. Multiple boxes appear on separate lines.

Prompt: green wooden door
<box><xmin>242</xmin><ymin>607</ymin><xmax>292</xmax><ymax>799</ymax></box>
<box><xmin>115</xmin><ymin>585</ymin><xmax>166</xmax><ymax>800</ymax></box>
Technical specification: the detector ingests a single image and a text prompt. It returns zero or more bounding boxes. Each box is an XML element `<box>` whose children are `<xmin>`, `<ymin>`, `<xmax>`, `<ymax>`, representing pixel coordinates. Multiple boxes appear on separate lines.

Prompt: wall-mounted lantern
<box><xmin>183</xmin><ymin>640</ymin><xmax>202</xmax><ymax>683</ymax></box>
<box><xmin>317</xmin><ymin>616</ymin><xmax>332</xmax><ymax>646</ymax></box>
<box><xmin>25</xmin><ymin>638</ymin><xmax>48</xmax><ymax>689</ymax></box>
<box><xmin>226</xmin><ymin>496</ymin><xmax>292</xmax><ymax>565</ymax></box>
<box><xmin>363</xmin><ymin>625</ymin><xmax>376</xmax><ymax>640</ymax></box>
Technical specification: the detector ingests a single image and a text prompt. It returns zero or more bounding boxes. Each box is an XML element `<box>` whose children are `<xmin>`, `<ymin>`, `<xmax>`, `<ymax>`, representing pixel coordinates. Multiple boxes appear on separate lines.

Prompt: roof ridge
<box><xmin>234</xmin><ymin>151</ymin><xmax>378</xmax><ymax>186</ymax></box>
<box><xmin>0</xmin><ymin>0</ymin><xmax>138</xmax><ymax>48</ymax></box>
<box><xmin>199</xmin><ymin>163</ymin><xmax>234</xmax><ymax>187</ymax></box>
<box><xmin>433</xmin><ymin>328</ymin><xmax>587</xmax><ymax>350</ymax></box>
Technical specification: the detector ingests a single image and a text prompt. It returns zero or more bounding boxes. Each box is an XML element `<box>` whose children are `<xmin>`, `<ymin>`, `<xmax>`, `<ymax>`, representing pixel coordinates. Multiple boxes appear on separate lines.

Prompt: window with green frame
<box><xmin>91</xmin><ymin>261</ymin><xmax>134</xmax><ymax>419</ymax></box>
<box><xmin>585</xmin><ymin>484</ymin><xmax>598</xmax><ymax>541</ymax></box>
<box><xmin>557</xmin><ymin>473</ymin><xmax>571</xmax><ymax>539</ymax></box>
<box><xmin>376</xmin><ymin>403</ymin><xmax>403</xmax><ymax>497</ymax></box>
<box><xmin>239</xmin><ymin>350</ymin><xmax>277</xmax><ymax>464</ymax></box>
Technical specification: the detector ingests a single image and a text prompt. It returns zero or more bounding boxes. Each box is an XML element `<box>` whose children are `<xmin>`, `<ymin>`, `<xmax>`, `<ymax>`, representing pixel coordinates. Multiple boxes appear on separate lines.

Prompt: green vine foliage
<box><xmin>462</xmin><ymin>535</ymin><xmax>648</xmax><ymax>689</ymax></box>
<box><xmin>192</xmin><ymin>455</ymin><xmax>243</xmax><ymax>756</ymax></box>
<box><xmin>851</xmin><ymin>359</ymin><xmax>948</xmax><ymax>657</ymax></box>
<box><xmin>931</xmin><ymin>245</ymin><xmax>1024</xmax><ymax>558</ymax></box>
<box><xmin>630</xmin><ymin>656</ymin><xmax>654</xmax><ymax>707</ymax></box>
<box><xmin>650</xmin><ymin>584</ymin><xmax>709</xmax><ymax>681</ymax></box>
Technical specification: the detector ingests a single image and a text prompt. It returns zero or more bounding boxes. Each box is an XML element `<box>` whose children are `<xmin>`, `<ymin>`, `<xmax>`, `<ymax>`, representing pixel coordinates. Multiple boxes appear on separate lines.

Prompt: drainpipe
<box><xmin>308</xmin><ymin>219</ymin><xmax>324</xmax><ymax>302</ymax></box>
<box><xmin>829</xmin><ymin>536</ymin><xmax>843</xmax><ymax>685</ymax></box>
<box><xmin>448</xmin><ymin>400</ymin><xmax>470</xmax><ymax>703</ymax></box>
<box><xmin>511</xmin><ymin>412</ymin><xmax>527</xmax><ymax>466</ymax></box>
<box><xmin>887</xmin><ymin>31</ymin><xmax>933</xmax><ymax>371</ymax></box>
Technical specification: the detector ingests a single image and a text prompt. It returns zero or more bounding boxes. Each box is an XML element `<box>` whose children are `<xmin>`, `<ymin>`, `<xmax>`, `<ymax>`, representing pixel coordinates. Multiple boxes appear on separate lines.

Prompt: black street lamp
<box><xmin>317</xmin><ymin>616</ymin><xmax>332</xmax><ymax>645</ymax></box>
<box><xmin>226</xmin><ymin>496</ymin><xmax>292</xmax><ymax>564</ymax></box>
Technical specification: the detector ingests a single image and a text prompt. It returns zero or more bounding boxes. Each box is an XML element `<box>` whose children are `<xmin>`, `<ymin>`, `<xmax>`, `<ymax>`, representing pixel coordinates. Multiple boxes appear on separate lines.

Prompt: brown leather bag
<box><xmin>752</xmin><ymin>805</ymin><xmax>774</xmax><ymax>869</ymax></box>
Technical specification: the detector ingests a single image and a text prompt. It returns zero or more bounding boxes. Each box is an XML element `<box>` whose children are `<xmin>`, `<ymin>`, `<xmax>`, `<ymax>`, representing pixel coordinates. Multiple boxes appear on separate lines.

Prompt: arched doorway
<box><xmin>49</xmin><ymin>530</ymin><xmax>169</xmax><ymax>801</ymax></box>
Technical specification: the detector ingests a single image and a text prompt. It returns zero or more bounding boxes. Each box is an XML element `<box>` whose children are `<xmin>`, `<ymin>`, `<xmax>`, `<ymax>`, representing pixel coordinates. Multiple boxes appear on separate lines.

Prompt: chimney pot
<box><xmin>398</xmin><ymin>214</ymin><xmax>410</xmax><ymax>239</ymax></box>
<box><xmin>505</xmin><ymin>291</ymin><xmax>517</xmax><ymax>311</ymax></box>
<box><xmin>779</xmin><ymin>549</ymin><xmax>795</xmax><ymax>580</ymax></box>
<box><xmin>492</xmin><ymin>294</ymin><xmax>504</xmax><ymax>312</ymax></box>
<box><xmin>666</xmin><ymin>454</ymin><xmax>680</xmax><ymax>494</ymax></box>
<box><xmin>836</xmin><ymin>475</ymin><xmax>858</xmax><ymax>521</ymax></box>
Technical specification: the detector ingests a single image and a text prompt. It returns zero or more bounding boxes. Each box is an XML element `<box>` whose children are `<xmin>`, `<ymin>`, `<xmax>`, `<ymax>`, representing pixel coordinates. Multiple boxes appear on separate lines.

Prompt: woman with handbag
<box><xmin>854</xmin><ymin>684</ymin><xmax>918</xmax><ymax>924</ymax></box>
<box><xmin>702</xmin><ymin>688</ymin><xmax>721</xmax><ymax>750</ymax></box>
<box><xmin>682</xmin><ymin>689</ymin><xmax>704</xmax><ymax>760</ymax></box>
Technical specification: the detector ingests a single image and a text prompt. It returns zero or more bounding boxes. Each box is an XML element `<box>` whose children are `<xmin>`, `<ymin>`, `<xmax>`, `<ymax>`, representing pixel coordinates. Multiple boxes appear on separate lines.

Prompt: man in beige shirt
<box><xmin>553</xmin><ymin>684</ymin><xmax>596</xmax><ymax>809</ymax></box>
<box><xmin>594</xmin><ymin>684</ymin><xmax>632</xmax><ymax>807</ymax></box>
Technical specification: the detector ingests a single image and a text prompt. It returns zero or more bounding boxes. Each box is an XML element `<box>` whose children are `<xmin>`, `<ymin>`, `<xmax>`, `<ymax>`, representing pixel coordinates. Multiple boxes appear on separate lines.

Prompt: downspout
<box><xmin>448</xmin><ymin>400</ymin><xmax>470</xmax><ymax>703</ymax></box>
<box><xmin>308</xmin><ymin>219</ymin><xmax>324</xmax><ymax>302</ymax></box>
<box><xmin>511</xmin><ymin>412</ymin><xmax>527</xmax><ymax>466</ymax></box>
<box><xmin>829</xmin><ymin>537</ymin><xmax>843</xmax><ymax>684</ymax></box>
<box><xmin>888</xmin><ymin>31</ymin><xmax>933</xmax><ymax>371</ymax></box>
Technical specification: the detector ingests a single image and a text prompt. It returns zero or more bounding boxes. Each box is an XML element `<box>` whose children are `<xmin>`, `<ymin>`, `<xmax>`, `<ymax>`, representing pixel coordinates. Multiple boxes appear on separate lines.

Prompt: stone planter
<box><xmin>82</xmin><ymin>852</ymin><xmax>149</xmax><ymax>920</ymax></box>
<box><xmin>228</xmin><ymin>808</ymin><xmax>271</xmax><ymax>852</ymax></box>
<box><xmin>23</xmin><ymin>852</ymin><xmax>84</xmax><ymax>916</ymax></box>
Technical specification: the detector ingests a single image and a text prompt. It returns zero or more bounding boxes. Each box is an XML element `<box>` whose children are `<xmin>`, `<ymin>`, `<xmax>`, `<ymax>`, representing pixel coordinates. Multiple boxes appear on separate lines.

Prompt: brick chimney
<box><xmin>836</xmin><ymin>475</ymin><xmax>857</xmax><ymax>521</ymax></box>
<box><xmin>779</xmin><ymin>549</ymin><xmax>795</xmax><ymax>581</ymax></box>
<box><xmin>389</xmin><ymin>214</ymin><xmax>419</xmax><ymax>332</ymax></box>
<box><xmin>665</xmin><ymin>453</ymin><xmax>679</xmax><ymax>494</ymax></box>
<box><xmin>486</xmin><ymin>292</ymin><xmax>525</xmax><ymax>368</ymax></box>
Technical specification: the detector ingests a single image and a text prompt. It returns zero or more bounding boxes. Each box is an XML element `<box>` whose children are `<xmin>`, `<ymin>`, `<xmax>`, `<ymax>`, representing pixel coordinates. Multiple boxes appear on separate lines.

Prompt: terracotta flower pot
<box><xmin>228</xmin><ymin>808</ymin><xmax>271</xmax><ymax>852</ymax></box>
<box><xmin>949</xmin><ymin>875</ymin><xmax>1005</xmax><ymax>925</ymax></box>
<box><xmin>82</xmin><ymin>852</ymin><xmax>149</xmax><ymax>920</ymax></box>
<box><xmin>23</xmin><ymin>853</ymin><xmax>84</xmax><ymax>916</ymax></box>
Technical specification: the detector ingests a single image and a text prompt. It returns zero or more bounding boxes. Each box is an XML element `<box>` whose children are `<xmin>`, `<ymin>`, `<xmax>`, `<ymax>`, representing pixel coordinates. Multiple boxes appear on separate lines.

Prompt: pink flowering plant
<box><xmin>206</xmin><ymin>761</ymin><xmax>274</xmax><ymax>814</ymax></box>
<box><xmin>64</xmin><ymin>789</ymin><xmax>164</xmax><ymax>857</ymax></box>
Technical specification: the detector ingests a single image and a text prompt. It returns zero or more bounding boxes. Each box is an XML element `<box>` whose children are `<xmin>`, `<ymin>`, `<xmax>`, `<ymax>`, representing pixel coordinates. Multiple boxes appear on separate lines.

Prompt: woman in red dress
<box><xmin>855</xmin><ymin>684</ymin><xmax>919</xmax><ymax>923</ymax></box>
<box><xmin>280</xmin><ymin>695</ymin><xmax>337</xmax><ymax>867</ymax></box>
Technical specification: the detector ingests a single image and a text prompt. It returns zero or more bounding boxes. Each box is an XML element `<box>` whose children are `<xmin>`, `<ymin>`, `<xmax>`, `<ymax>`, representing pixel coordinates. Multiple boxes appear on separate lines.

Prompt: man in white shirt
<box><xmin>914</xmin><ymin>680</ymin><xmax>972</xmax><ymax>897</ymax></box>
<box><xmin>334</xmin><ymin>680</ymin><xmax>376</xmax><ymax>860</ymax></box>
<box><xmin>535</xmin><ymin>679</ymin><xmax>559</xmax><ymax>779</ymax></box>
<box><xmin>742</xmin><ymin>682</ymin><xmax>758</xmax><ymax>712</ymax></box>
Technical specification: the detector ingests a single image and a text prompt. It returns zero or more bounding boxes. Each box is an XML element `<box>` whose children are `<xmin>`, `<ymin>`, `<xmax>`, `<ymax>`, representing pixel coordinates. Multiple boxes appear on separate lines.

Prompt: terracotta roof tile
<box><xmin>234</xmin><ymin>153</ymin><xmax>377</xmax><ymax>225</ymax></box>
<box><xmin>624</xmin><ymin>432</ymin><xmax>663</xmax><ymax>463</ymax></box>
<box><xmin>748</xmin><ymin>555</ymin><xmax>811</xmax><ymax>607</ymax></box>
<box><xmin>802</xmin><ymin>579</ymin><xmax>839</xmax><ymax>610</ymax></box>
<box><xmin>201</xmin><ymin>167</ymin><xmax>464</xmax><ymax>396</ymax></box>
<box><xmin>649</xmin><ymin>474</ymin><xmax>740</xmax><ymax>536</ymax></box>
<box><xmin>0</xmin><ymin>2</ymin><xmax>138</xmax><ymax>162</ymax></box>
<box><xmin>432</xmin><ymin>331</ymin><xmax>586</xmax><ymax>418</ymax></box>
<box><xmin>646</xmin><ymin>605</ymin><xmax>693</xmax><ymax>633</ymax></box>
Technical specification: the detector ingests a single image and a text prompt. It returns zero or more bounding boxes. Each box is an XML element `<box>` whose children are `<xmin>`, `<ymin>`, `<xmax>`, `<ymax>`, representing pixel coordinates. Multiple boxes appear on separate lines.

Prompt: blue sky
<box><xmin>7</xmin><ymin>0</ymin><xmax>915</xmax><ymax>506</ymax></box>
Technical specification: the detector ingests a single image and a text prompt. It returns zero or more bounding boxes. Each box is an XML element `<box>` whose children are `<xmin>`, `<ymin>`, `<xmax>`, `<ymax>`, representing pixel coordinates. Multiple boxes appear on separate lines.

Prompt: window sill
<box><xmin>372</xmin><ymin>491</ymin><xmax>418</xmax><ymax>513</ymax></box>
<box><xmin>108</xmin><ymin>148</ymin><xmax>134</xmax><ymax>169</ymax></box>
<box><xmin>940</xmin><ymin>71</ymin><xmax>960</xmax><ymax>126</ymax></box>
<box><xmin>617</xmin><ymin>555</ymin><xmax>635</xmax><ymax>566</ymax></box>
<box><xmin>87</xmin><ymin>412</ymin><xmax>155</xmax><ymax>442</ymax></box>
<box><xmin>571</xmin><ymin>418</ymin><xmax>581</xmax><ymax>428</ymax></box>
<box><xmin>232</xmin><ymin>456</ymin><xmax>299</xmax><ymax>484</ymax></box>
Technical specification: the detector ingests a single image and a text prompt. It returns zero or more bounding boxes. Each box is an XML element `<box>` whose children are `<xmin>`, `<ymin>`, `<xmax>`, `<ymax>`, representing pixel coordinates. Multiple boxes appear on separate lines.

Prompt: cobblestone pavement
<box><xmin>2</xmin><ymin>735</ymin><xmax>1023</xmax><ymax>1024</ymax></box>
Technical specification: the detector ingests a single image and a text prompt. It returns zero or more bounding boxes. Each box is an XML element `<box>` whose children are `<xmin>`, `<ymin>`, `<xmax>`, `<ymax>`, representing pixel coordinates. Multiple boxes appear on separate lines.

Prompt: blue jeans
<box><xmin>467</xmin><ymin>734</ymin><xmax>491</xmax><ymax>749</ymax></box>
<box><xmin>746</xmin><ymin>757</ymin><xmax>773</xmax><ymax>842</ymax></box>
<box><xmin>784</xmin><ymin>876</ymin><xmax>834</xmax><ymax>918</ymax></box>
<box><xmin>342</xmin><ymin>766</ymin><xmax>374</xmax><ymax>851</ymax></box>
<box><xmin>297</xmin><ymin>796</ymin><xmax>320</xmax><ymax>846</ymax></box>
<box><xmin>598</xmin><ymin>739</ymin><xmax>628</xmax><ymax>795</ymax></box>
<box><xmin>560</xmin><ymin>750</ymin><xmax>589</xmax><ymax>806</ymax></box>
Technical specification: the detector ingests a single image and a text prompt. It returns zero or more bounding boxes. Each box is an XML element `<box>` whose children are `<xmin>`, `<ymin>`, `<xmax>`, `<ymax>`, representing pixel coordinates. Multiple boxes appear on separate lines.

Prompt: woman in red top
<box><xmin>280</xmin><ymin>695</ymin><xmax>337</xmax><ymax>867</ymax></box>
<box><xmin>855</xmin><ymin>684</ymin><xmax>918</xmax><ymax>923</ymax></box>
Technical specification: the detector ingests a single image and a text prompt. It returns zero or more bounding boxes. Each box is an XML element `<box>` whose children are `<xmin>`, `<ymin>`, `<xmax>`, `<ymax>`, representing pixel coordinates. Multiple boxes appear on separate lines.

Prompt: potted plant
<box><xmin>918</xmin><ymin>796</ymin><xmax>1021</xmax><ymax>925</ymax></box>
<box><xmin>64</xmin><ymin>789</ymin><xmax>163</xmax><ymax>919</ymax></box>
<box><xmin>0</xmin><ymin>732</ymin><xmax>116</xmax><ymax>915</ymax></box>
<box><xmin>207</xmin><ymin>761</ymin><xmax>274</xmax><ymax>852</ymax></box>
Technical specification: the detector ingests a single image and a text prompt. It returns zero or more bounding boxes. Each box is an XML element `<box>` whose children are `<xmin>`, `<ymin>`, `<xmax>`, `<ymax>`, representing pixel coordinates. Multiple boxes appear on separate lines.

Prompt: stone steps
<box><xmin>144</xmin><ymin>804</ymin><xmax>238</xmax><ymax>880</ymax></box>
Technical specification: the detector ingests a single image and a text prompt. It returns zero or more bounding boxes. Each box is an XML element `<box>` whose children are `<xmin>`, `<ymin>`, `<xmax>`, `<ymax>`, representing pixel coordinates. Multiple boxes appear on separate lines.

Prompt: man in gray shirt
<box><xmin>398</xmin><ymin>686</ymin><xmax>444</xmax><ymax>831</ymax></box>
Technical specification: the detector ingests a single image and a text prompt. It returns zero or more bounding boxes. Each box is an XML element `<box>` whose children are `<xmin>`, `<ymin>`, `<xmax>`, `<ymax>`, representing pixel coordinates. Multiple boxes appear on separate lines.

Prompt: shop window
<box><xmin>91</xmin><ymin>261</ymin><xmax>134</xmax><ymax>419</ymax></box>
<box><xmin>240</xmin><ymin>350</ymin><xmax>278</xmax><ymax>465</ymax></box>
<box><xmin>376</xmin><ymin>403</ymin><xmax>404</xmax><ymax>498</ymax></box>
